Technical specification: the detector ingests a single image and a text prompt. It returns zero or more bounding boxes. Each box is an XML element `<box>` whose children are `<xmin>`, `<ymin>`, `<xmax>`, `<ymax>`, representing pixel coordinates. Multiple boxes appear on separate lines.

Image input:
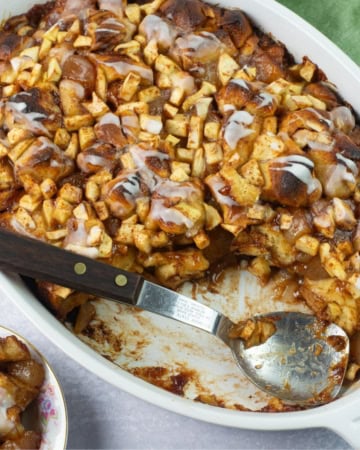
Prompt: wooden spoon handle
<box><xmin>0</xmin><ymin>227</ymin><xmax>143</xmax><ymax>305</ymax></box>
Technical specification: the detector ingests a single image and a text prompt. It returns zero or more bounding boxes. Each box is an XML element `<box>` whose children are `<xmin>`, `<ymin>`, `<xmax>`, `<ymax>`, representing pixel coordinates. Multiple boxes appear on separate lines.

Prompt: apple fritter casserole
<box><xmin>0</xmin><ymin>335</ymin><xmax>44</xmax><ymax>449</ymax></box>
<box><xmin>0</xmin><ymin>0</ymin><xmax>360</xmax><ymax>379</ymax></box>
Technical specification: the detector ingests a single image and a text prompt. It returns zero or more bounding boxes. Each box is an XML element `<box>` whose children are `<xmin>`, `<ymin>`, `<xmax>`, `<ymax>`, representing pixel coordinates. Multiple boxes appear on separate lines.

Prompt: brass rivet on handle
<box><xmin>74</xmin><ymin>262</ymin><xmax>87</xmax><ymax>275</ymax></box>
<box><xmin>115</xmin><ymin>274</ymin><xmax>128</xmax><ymax>287</ymax></box>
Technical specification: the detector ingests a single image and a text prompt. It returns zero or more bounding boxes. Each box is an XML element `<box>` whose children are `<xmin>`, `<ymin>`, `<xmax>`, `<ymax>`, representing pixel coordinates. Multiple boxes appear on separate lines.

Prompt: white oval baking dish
<box><xmin>1</xmin><ymin>0</ymin><xmax>360</xmax><ymax>448</ymax></box>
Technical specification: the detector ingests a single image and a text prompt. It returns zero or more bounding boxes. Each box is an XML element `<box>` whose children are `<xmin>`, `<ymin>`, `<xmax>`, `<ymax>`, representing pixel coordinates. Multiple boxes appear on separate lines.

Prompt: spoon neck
<box><xmin>214</xmin><ymin>315</ymin><xmax>233</xmax><ymax>345</ymax></box>
<box><xmin>136</xmin><ymin>280</ymin><xmax>223</xmax><ymax>335</ymax></box>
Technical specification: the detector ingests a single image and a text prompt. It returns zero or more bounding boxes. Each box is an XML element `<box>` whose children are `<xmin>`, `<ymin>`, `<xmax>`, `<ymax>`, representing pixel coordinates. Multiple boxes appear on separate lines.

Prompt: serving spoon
<box><xmin>0</xmin><ymin>228</ymin><xmax>349</xmax><ymax>405</ymax></box>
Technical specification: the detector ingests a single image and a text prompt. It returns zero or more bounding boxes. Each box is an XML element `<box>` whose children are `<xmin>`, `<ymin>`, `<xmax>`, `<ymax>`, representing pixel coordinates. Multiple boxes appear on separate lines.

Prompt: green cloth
<box><xmin>277</xmin><ymin>0</ymin><xmax>360</xmax><ymax>66</ymax></box>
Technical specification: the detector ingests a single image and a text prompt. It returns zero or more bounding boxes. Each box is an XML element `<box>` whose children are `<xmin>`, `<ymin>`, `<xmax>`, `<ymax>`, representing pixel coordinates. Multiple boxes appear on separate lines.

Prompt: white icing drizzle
<box><xmin>149</xmin><ymin>180</ymin><xmax>202</xmax><ymax>235</ymax></box>
<box><xmin>8</xmin><ymin>102</ymin><xmax>46</xmax><ymax>121</ymax></box>
<box><xmin>0</xmin><ymin>387</ymin><xmax>15</xmax><ymax>436</ymax></box>
<box><xmin>154</xmin><ymin>179</ymin><xmax>197</xmax><ymax>198</ymax></box>
<box><xmin>65</xmin><ymin>244</ymin><xmax>99</xmax><ymax>258</ymax></box>
<box><xmin>38</xmin><ymin>136</ymin><xmax>59</xmax><ymax>151</ymax></box>
<box><xmin>61</xmin><ymin>79</ymin><xmax>85</xmax><ymax>99</ymax></box>
<box><xmin>101</xmin><ymin>171</ymin><xmax>144</xmax><ymax>219</ymax></box>
<box><xmin>5</xmin><ymin>100</ymin><xmax>48</xmax><ymax>134</ymax></box>
<box><xmin>61</xmin><ymin>0</ymin><xmax>94</xmax><ymax>18</ymax></box>
<box><xmin>139</xmin><ymin>15</ymin><xmax>176</xmax><ymax>49</ymax></box>
<box><xmin>120</xmin><ymin>172</ymin><xmax>143</xmax><ymax>198</ymax></box>
<box><xmin>272</xmin><ymin>155</ymin><xmax>320</xmax><ymax>194</ymax></box>
<box><xmin>116</xmin><ymin>146</ymin><xmax>202</xmax><ymax>234</ymax></box>
<box><xmin>306</xmin><ymin>108</ymin><xmax>333</xmax><ymax>129</ymax></box>
<box><xmin>257</xmin><ymin>92</ymin><xmax>274</xmax><ymax>108</ymax></box>
<box><xmin>307</xmin><ymin>139</ymin><xmax>335</xmax><ymax>152</ymax></box>
<box><xmin>63</xmin><ymin>0</ymin><xmax>85</xmax><ymax>12</ymax></box>
<box><xmin>102</xmin><ymin>17</ymin><xmax>124</xmax><ymax>26</ymax></box>
<box><xmin>96</xmin><ymin>27</ymin><xmax>119</xmax><ymax>34</ymax></box>
<box><xmin>98</xmin><ymin>58</ymin><xmax>153</xmax><ymax>83</ymax></box>
<box><xmin>118</xmin><ymin>145</ymin><xmax>162</xmax><ymax>195</ymax></box>
<box><xmin>121</xmin><ymin>114</ymin><xmax>139</xmax><ymax>139</ymax></box>
<box><xmin>13</xmin><ymin>136</ymin><xmax>72</xmax><ymax>180</ymax></box>
<box><xmin>336</xmin><ymin>153</ymin><xmax>359</xmax><ymax>177</ymax></box>
<box><xmin>326</xmin><ymin>164</ymin><xmax>356</xmax><ymax>196</ymax></box>
<box><xmin>313</xmin><ymin>210</ymin><xmax>333</xmax><ymax>229</ymax></box>
<box><xmin>174</xmin><ymin>32</ymin><xmax>222</xmax><ymax>60</ymax></box>
<box><xmin>108</xmin><ymin>172</ymin><xmax>143</xmax><ymax>207</ymax></box>
<box><xmin>77</xmin><ymin>153</ymin><xmax>113</xmax><ymax>173</ymax></box>
<box><xmin>49</xmin><ymin>45</ymin><xmax>75</xmax><ymax>67</ymax></box>
<box><xmin>275</xmin><ymin>154</ymin><xmax>314</xmax><ymax>168</ymax></box>
<box><xmin>98</xmin><ymin>112</ymin><xmax>121</xmax><ymax>127</ymax></box>
<box><xmin>64</xmin><ymin>219</ymin><xmax>88</xmax><ymax>247</ymax></box>
<box><xmin>228</xmin><ymin>111</ymin><xmax>254</xmax><ymax>125</ymax></box>
<box><xmin>330</xmin><ymin>106</ymin><xmax>355</xmax><ymax>132</ymax></box>
<box><xmin>87</xmin><ymin>225</ymin><xmax>103</xmax><ymax>246</ymax></box>
<box><xmin>207</xmin><ymin>174</ymin><xmax>238</xmax><ymax>207</ymax></box>
<box><xmin>98</xmin><ymin>0</ymin><xmax>124</xmax><ymax>17</ymax></box>
<box><xmin>292</xmin><ymin>129</ymin><xmax>335</xmax><ymax>151</ymax></box>
<box><xmin>50</xmin><ymin>158</ymin><xmax>61</xmax><ymax>168</ymax></box>
<box><xmin>150</xmin><ymin>198</ymin><xmax>194</xmax><ymax>229</ymax></box>
<box><xmin>223</xmin><ymin>104</ymin><xmax>236</xmax><ymax>112</ymax></box>
<box><xmin>333</xmin><ymin>197</ymin><xmax>355</xmax><ymax>225</ymax></box>
<box><xmin>121</xmin><ymin>114</ymin><xmax>138</xmax><ymax>128</ymax></box>
<box><xmin>129</xmin><ymin>145</ymin><xmax>169</xmax><ymax>171</ymax></box>
<box><xmin>128</xmin><ymin>145</ymin><xmax>168</xmax><ymax>190</ymax></box>
<box><xmin>223</xmin><ymin>111</ymin><xmax>254</xmax><ymax>149</ymax></box>
<box><xmin>230</xmin><ymin>79</ymin><xmax>251</xmax><ymax>90</ymax></box>
<box><xmin>96</xmin><ymin>17</ymin><xmax>126</xmax><ymax>35</ymax></box>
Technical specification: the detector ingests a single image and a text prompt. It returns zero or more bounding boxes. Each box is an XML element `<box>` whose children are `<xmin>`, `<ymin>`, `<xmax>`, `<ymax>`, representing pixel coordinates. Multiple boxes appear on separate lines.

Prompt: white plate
<box><xmin>1</xmin><ymin>0</ymin><xmax>360</xmax><ymax>448</ymax></box>
<box><xmin>0</xmin><ymin>325</ymin><xmax>68</xmax><ymax>450</ymax></box>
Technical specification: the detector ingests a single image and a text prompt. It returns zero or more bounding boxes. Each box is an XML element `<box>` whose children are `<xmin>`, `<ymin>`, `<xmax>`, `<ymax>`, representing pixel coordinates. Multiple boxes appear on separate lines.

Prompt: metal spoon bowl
<box><xmin>222</xmin><ymin>312</ymin><xmax>349</xmax><ymax>404</ymax></box>
<box><xmin>0</xmin><ymin>228</ymin><xmax>349</xmax><ymax>405</ymax></box>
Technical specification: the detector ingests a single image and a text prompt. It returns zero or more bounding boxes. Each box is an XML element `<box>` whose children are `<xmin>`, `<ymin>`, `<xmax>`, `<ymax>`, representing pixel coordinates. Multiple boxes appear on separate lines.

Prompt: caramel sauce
<box><xmin>130</xmin><ymin>366</ymin><xmax>194</xmax><ymax>396</ymax></box>
<box><xmin>327</xmin><ymin>335</ymin><xmax>348</xmax><ymax>352</ymax></box>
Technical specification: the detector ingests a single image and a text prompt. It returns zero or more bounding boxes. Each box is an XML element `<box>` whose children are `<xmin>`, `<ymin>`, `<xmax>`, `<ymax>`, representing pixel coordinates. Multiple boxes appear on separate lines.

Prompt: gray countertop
<box><xmin>0</xmin><ymin>293</ymin><xmax>351</xmax><ymax>450</ymax></box>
